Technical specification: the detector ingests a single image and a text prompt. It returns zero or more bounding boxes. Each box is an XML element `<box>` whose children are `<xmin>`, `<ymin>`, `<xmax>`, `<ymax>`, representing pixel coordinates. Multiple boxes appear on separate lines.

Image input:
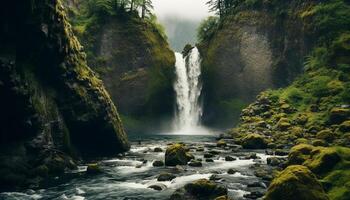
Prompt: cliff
<box><xmin>226</xmin><ymin>0</ymin><xmax>350</xmax><ymax>199</ymax></box>
<box><xmin>199</xmin><ymin>0</ymin><xmax>318</xmax><ymax>127</ymax></box>
<box><xmin>68</xmin><ymin>5</ymin><xmax>176</xmax><ymax>132</ymax></box>
<box><xmin>0</xmin><ymin>0</ymin><xmax>129</xmax><ymax>190</ymax></box>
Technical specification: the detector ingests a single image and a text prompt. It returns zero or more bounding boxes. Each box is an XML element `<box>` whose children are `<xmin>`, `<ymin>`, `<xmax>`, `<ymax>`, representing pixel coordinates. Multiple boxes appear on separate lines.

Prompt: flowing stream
<box><xmin>173</xmin><ymin>47</ymin><xmax>203</xmax><ymax>134</ymax></box>
<box><xmin>0</xmin><ymin>134</ymin><xmax>275</xmax><ymax>200</ymax></box>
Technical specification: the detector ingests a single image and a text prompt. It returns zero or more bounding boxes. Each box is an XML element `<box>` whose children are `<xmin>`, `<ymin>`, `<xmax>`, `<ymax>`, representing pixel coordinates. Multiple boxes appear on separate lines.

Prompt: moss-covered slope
<box><xmin>0</xmin><ymin>0</ymin><xmax>129</xmax><ymax>190</ymax></box>
<box><xmin>68</xmin><ymin>4</ymin><xmax>176</xmax><ymax>132</ymax></box>
<box><xmin>225</xmin><ymin>0</ymin><xmax>350</xmax><ymax>199</ymax></box>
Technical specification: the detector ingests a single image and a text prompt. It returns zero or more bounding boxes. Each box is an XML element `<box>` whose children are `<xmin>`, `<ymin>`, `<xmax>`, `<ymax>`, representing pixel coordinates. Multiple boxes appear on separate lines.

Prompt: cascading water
<box><xmin>173</xmin><ymin>47</ymin><xmax>204</xmax><ymax>133</ymax></box>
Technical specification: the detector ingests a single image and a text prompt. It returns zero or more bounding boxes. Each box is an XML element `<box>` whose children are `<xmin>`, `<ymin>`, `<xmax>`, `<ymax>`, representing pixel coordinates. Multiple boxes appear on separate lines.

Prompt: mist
<box><xmin>153</xmin><ymin>0</ymin><xmax>212</xmax><ymax>51</ymax></box>
<box><xmin>153</xmin><ymin>0</ymin><xmax>210</xmax><ymax>20</ymax></box>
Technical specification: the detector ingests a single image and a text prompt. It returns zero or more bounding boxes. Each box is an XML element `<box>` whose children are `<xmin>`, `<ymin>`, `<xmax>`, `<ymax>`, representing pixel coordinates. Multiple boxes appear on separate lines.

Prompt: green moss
<box><xmin>241</xmin><ymin>133</ymin><xmax>268</xmax><ymax>149</ymax></box>
<box><xmin>316</xmin><ymin>130</ymin><xmax>336</xmax><ymax>141</ymax></box>
<box><xmin>184</xmin><ymin>179</ymin><xmax>227</xmax><ymax>198</ymax></box>
<box><xmin>265</xmin><ymin>165</ymin><xmax>329</xmax><ymax>200</ymax></box>
<box><xmin>165</xmin><ymin>144</ymin><xmax>194</xmax><ymax>166</ymax></box>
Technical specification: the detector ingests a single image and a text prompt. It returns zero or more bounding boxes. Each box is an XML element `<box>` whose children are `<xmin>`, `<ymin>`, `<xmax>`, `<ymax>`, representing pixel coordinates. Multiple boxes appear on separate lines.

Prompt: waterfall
<box><xmin>173</xmin><ymin>47</ymin><xmax>203</xmax><ymax>133</ymax></box>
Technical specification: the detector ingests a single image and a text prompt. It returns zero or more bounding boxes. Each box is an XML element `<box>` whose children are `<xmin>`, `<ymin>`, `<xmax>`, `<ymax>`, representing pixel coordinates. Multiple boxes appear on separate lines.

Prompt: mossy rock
<box><xmin>241</xmin><ymin>134</ymin><xmax>268</xmax><ymax>149</ymax></box>
<box><xmin>312</xmin><ymin>139</ymin><xmax>328</xmax><ymax>147</ymax></box>
<box><xmin>295</xmin><ymin>114</ymin><xmax>308</xmax><ymax>125</ymax></box>
<box><xmin>265</xmin><ymin>165</ymin><xmax>329</xmax><ymax>200</ymax></box>
<box><xmin>316</xmin><ymin>130</ymin><xmax>336</xmax><ymax>141</ymax></box>
<box><xmin>276</xmin><ymin>118</ymin><xmax>291</xmax><ymax>131</ymax></box>
<box><xmin>87</xmin><ymin>163</ymin><xmax>102</xmax><ymax>174</ymax></box>
<box><xmin>304</xmin><ymin>148</ymin><xmax>341</xmax><ymax>174</ymax></box>
<box><xmin>339</xmin><ymin>120</ymin><xmax>350</xmax><ymax>132</ymax></box>
<box><xmin>157</xmin><ymin>172</ymin><xmax>176</xmax><ymax>181</ymax></box>
<box><xmin>170</xmin><ymin>179</ymin><xmax>227</xmax><ymax>200</ymax></box>
<box><xmin>288</xmin><ymin>144</ymin><xmax>315</xmax><ymax>165</ymax></box>
<box><xmin>288</xmin><ymin>144</ymin><xmax>341</xmax><ymax>174</ymax></box>
<box><xmin>217</xmin><ymin>140</ymin><xmax>227</xmax><ymax>147</ymax></box>
<box><xmin>165</xmin><ymin>144</ymin><xmax>194</xmax><ymax>166</ymax></box>
<box><xmin>329</xmin><ymin>108</ymin><xmax>350</xmax><ymax>124</ymax></box>
<box><xmin>290</xmin><ymin>126</ymin><xmax>304</xmax><ymax>137</ymax></box>
<box><xmin>296</xmin><ymin>138</ymin><xmax>309</xmax><ymax>145</ymax></box>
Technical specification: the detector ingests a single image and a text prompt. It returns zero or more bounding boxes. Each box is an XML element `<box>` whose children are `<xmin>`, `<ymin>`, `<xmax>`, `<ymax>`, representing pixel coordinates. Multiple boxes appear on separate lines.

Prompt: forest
<box><xmin>0</xmin><ymin>0</ymin><xmax>349</xmax><ymax>199</ymax></box>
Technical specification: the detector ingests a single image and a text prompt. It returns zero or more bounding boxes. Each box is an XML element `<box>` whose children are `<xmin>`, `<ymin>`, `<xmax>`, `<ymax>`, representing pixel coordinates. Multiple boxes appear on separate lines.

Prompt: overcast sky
<box><xmin>152</xmin><ymin>0</ymin><xmax>211</xmax><ymax>21</ymax></box>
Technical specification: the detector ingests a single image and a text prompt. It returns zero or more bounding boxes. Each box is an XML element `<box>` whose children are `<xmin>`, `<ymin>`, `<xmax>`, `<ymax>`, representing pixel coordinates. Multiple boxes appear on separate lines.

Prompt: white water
<box><xmin>173</xmin><ymin>47</ymin><xmax>205</xmax><ymax>134</ymax></box>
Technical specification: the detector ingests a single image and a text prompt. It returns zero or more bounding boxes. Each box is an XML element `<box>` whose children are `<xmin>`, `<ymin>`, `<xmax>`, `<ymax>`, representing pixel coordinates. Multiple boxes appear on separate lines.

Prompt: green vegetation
<box><xmin>197</xmin><ymin>16</ymin><xmax>219</xmax><ymax>43</ymax></box>
<box><xmin>265</xmin><ymin>165</ymin><xmax>329</xmax><ymax>200</ymax></box>
<box><xmin>165</xmin><ymin>144</ymin><xmax>194</xmax><ymax>166</ymax></box>
<box><xmin>285</xmin><ymin>145</ymin><xmax>350</xmax><ymax>200</ymax></box>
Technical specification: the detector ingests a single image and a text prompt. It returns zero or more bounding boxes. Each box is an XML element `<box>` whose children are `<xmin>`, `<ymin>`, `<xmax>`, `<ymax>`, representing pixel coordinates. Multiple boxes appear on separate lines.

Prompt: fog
<box><xmin>153</xmin><ymin>0</ymin><xmax>210</xmax><ymax>20</ymax></box>
<box><xmin>152</xmin><ymin>0</ymin><xmax>212</xmax><ymax>51</ymax></box>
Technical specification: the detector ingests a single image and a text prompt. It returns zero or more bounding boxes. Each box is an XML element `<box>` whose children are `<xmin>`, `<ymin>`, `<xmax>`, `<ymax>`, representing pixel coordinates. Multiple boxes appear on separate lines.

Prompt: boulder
<box><xmin>225</xmin><ymin>156</ymin><xmax>236</xmax><ymax>161</ymax></box>
<box><xmin>188</xmin><ymin>160</ymin><xmax>202</xmax><ymax>167</ymax></box>
<box><xmin>153</xmin><ymin>160</ymin><xmax>164</xmax><ymax>167</ymax></box>
<box><xmin>157</xmin><ymin>172</ymin><xmax>176</xmax><ymax>181</ymax></box>
<box><xmin>87</xmin><ymin>163</ymin><xmax>102</xmax><ymax>174</ymax></box>
<box><xmin>339</xmin><ymin>120</ymin><xmax>350</xmax><ymax>132</ymax></box>
<box><xmin>148</xmin><ymin>183</ymin><xmax>167</xmax><ymax>191</ymax></box>
<box><xmin>316</xmin><ymin>130</ymin><xmax>335</xmax><ymax>141</ymax></box>
<box><xmin>241</xmin><ymin>134</ymin><xmax>268</xmax><ymax>149</ymax></box>
<box><xmin>288</xmin><ymin>144</ymin><xmax>341</xmax><ymax>174</ymax></box>
<box><xmin>276</xmin><ymin>118</ymin><xmax>291</xmax><ymax>131</ymax></box>
<box><xmin>227</xmin><ymin>168</ymin><xmax>237</xmax><ymax>174</ymax></box>
<box><xmin>170</xmin><ymin>179</ymin><xmax>227</xmax><ymax>200</ymax></box>
<box><xmin>154</xmin><ymin>147</ymin><xmax>163</xmax><ymax>152</ymax></box>
<box><xmin>165</xmin><ymin>144</ymin><xmax>194</xmax><ymax>166</ymax></box>
<box><xmin>265</xmin><ymin>165</ymin><xmax>329</xmax><ymax>200</ymax></box>
<box><xmin>312</xmin><ymin>139</ymin><xmax>328</xmax><ymax>147</ymax></box>
<box><xmin>329</xmin><ymin>108</ymin><xmax>350</xmax><ymax>124</ymax></box>
<box><xmin>217</xmin><ymin>140</ymin><xmax>227</xmax><ymax>148</ymax></box>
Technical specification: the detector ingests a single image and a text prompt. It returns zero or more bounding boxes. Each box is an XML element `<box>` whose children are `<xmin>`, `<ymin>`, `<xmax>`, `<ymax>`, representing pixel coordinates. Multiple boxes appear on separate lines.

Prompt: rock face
<box><xmin>0</xmin><ymin>0</ymin><xmax>129</xmax><ymax>190</ymax></box>
<box><xmin>265</xmin><ymin>165</ymin><xmax>329</xmax><ymax>200</ymax></box>
<box><xmin>165</xmin><ymin>144</ymin><xmax>194</xmax><ymax>166</ymax></box>
<box><xmin>69</xmin><ymin>7</ymin><xmax>176</xmax><ymax>132</ymax></box>
<box><xmin>199</xmin><ymin>1</ymin><xmax>317</xmax><ymax>127</ymax></box>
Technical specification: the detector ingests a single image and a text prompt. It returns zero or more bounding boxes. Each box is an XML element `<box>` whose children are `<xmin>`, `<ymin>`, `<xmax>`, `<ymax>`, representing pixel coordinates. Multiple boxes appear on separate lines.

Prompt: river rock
<box><xmin>204</xmin><ymin>153</ymin><xmax>215</xmax><ymax>158</ymax></box>
<box><xmin>148</xmin><ymin>183</ymin><xmax>167</xmax><ymax>191</ymax></box>
<box><xmin>165</xmin><ymin>144</ymin><xmax>194</xmax><ymax>166</ymax></box>
<box><xmin>217</xmin><ymin>140</ymin><xmax>227</xmax><ymax>148</ymax></box>
<box><xmin>225</xmin><ymin>156</ymin><xmax>236</xmax><ymax>161</ymax></box>
<box><xmin>154</xmin><ymin>147</ymin><xmax>163</xmax><ymax>152</ymax></box>
<box><xmin>86</xmin><ymin>163</ymin><xmax>102</xmax><ymax>174</ymax></box>
<box><xmin>157</xmin><ymin>173</ymin><xmax>176</xmax><ymax>181</ymax></box>
<box><xmin>227</xmin><ymin>168</ymin><xmax>238</xmax><ymax>174</ymax></box>
<box><xmin>188</xmin><ymin>160</ymin><xmax>202</xmax><ymax>167</ymax></box>
<box><xmin>153</xmin><ymin>160</ymin><xmax>164</xmax><ymax>167</ymax></box>
<box><xmin>170</xmin><ymin>179</ymin><xmax>227</xmax><ymax>200</ymax></box>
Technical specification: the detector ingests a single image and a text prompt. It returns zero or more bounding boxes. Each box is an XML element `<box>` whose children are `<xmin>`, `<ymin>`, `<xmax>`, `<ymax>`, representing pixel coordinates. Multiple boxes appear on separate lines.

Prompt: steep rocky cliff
<box><xmin>199</xmin><ymin>0</ymin><xmax>318</xmax><ymax>127</ymax></box>
<box><xmin>226</xmin><ymin>0</ymin><xmax>350</xmax><ymax>199</ymax></box>
<box><xmin>68</xmin><ymin>5</ymin><xmax>176</xmax><ymax>132</ymax></box>
<box><xmin>0</xmin><ymin>0</ymin><xmax>129</xmax><ymax>190</ymax></box>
